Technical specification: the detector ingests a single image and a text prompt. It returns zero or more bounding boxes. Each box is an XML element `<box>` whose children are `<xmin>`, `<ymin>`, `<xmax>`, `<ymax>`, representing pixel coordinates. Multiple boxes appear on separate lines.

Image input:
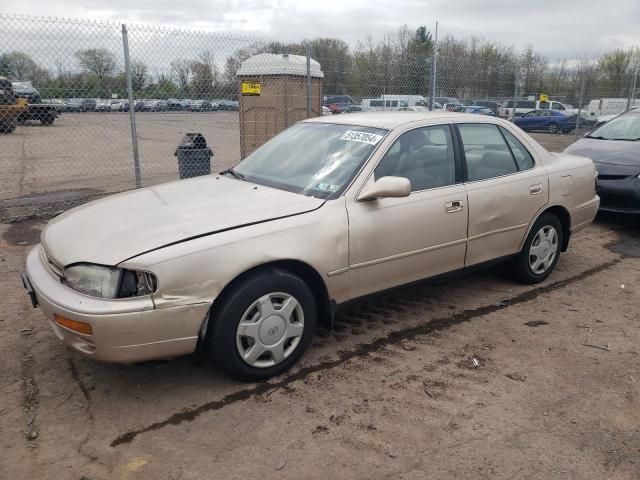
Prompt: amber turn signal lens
<box><xmin>54</xmin><ymin>314</ymin><xmax>93</xmax><ymax>335</ymax></box>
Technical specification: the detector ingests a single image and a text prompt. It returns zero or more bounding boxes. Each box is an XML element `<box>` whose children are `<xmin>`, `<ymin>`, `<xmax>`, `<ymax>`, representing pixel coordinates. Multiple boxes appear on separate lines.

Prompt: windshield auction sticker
<box><xmin>340</xmin><ymin>131</ymin><xmax>383</xmax><ymax>145</ymax></box>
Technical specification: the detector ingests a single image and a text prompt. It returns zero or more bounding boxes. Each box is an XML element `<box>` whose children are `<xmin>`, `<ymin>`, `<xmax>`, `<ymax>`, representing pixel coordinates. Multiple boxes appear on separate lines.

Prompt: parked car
<box><xmin>472</xmin><ymin>100</ymin><xmax>501</xmax><ymax>115</ymax></box>
<box><xmin>398</xmin><ymin>106</ymin><xmax>430</xmax><ymax>112</ymax></box>
<box><xmin>110</xmin><ymin>100</ymin><xmax>128</xmax><ymax>112</ymax></box>
<box><xmin>218</xmin><ymin>100</ymin><xmax>239</xmax><ymax>111</ymax></box>
<box><xmin>95</xmin><ymin>100</ymin><xmax>111</xmax><ymax>112</ymax></box>
<box><xmin>460</xmin><ymin>106</ymin><xmax>496</xmax><ymax>116</ymax></box>
<box><xmin>513</xmin><ymin>110</ymin><xmax>577</xmax><ymax>133</ymax></box>
<box><xmin>564</xmin><ymin>107</ymin><xmax>640</xmax><ymax>214</ymax></box>
<box><xmin>189</xmin><ymin>100</ymin><xmax>213</xmax><ymax>112</ymax></box>
<box><xmin>323</xmin><ymin>95</ymin><xmax>355</xmax><ymax>114</ymax></box>
<box><xmin>322</xmin><ymin>105</ymin><xmax>332</xmax><ymax>116</ymax></box>
<box><xmin>179</xmin><ymin>99</ymin><xmax>191</xmax><ymax>110</ymax></box>
<box><xmin>361</xmin><ymin>98</ymin><xmax>409</xmax><ymax>111</ymax></box>
<box><xmin>133</xmin><ymin>100</ymin><xmax>147</xmax><ymax>112</ymax></box>
<box><xmin>166</xmin><ymin>98</ymin><xmax>182</xmax><ymax>111</ymax></box>
<box><xmin>434</xmin><ymin>96</ymin><xmax>461</xmax><ymax>106</ymax></box>
<box><xmin>10</xmin><ymin>81</ymin><xmax>60</xmax><ymax>124</ymax></box>
<box><xmin>342</xmin><ymin>105</ymin><xmax>373</xmax><ymax>113</ymax></box>
<box><xmin>23</xmin><ymin>112</ymin><xmax>599</xmax><ymax>381</ymax></box>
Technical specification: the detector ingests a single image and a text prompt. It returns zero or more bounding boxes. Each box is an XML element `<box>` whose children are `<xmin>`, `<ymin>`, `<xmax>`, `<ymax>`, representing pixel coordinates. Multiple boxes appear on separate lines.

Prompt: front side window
<box><xmin>552</xmin><ymin>102</ymin><xmax>565</xmax><ymax>111</ymax></box>
<box><xmin>458</xmin><ymin>124</ymin><xmax>519</xmax><ymax>181</ymax></box>
<box><xmin>370</xmin><ymin>100</ymin><xmax>383</xmax><ymax>107</ymax></box>
<box><xmin>233</xmin><ymin>123</ymin><xmax>388</xmax><ymax>199</ymax></box>
<box><xmin>374</xmin><ymin>125</ymin><xmax>456</xmax><ymax>191</ymax></box>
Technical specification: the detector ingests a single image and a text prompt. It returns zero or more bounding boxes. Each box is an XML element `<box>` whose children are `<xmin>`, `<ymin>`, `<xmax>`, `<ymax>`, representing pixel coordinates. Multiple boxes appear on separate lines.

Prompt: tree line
<box><xmin>0</xmin><ymin>25</ymin><xmax>638</xmax><ymax>105</ymax></box>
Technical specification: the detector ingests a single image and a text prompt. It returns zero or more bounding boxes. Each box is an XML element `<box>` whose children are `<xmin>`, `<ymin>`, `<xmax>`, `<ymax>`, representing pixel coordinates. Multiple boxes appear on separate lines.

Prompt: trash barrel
<box><xmin>174</xmin><ymin>133</ymin><xmax>213</xmax><ymax>179</ymax></box>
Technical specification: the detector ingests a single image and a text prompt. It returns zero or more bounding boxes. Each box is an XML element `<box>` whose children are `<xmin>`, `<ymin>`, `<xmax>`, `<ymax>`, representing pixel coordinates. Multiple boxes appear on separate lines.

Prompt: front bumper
<box><xmin>596</xmin><ymin>178</ymin><xmax>640</xmax><ymax>214</ymax></box>
<box><xmin>23</xmin><ymin>245</ymin><xmax>210</xmax><ymax>363</ymax></box>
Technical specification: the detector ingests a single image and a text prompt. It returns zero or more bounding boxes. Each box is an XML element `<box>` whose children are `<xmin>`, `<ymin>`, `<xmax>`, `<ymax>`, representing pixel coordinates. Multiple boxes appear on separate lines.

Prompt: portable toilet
<box><xmin>236</xmin><ymin>53</ymin><xmax>324</xmax><ymax>158</ymax></box>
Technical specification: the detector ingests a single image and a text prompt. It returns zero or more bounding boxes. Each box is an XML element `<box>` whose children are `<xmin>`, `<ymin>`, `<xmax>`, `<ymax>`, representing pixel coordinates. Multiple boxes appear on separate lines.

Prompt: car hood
<box><xmin>42</xmin><ymin>175</ymin><xmax>325</xmax><ymax>267</ymax></box>
<box><xmin>565</xmin><ymin>138</ymin><xmax>640</xmax><ymax>167</ymax></box>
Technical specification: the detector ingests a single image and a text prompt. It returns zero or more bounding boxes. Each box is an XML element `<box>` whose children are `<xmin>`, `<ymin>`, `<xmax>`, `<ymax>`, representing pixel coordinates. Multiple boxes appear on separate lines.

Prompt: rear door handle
<box><xmin>445</xmin><ymin>200</ymin><xmax>464</xmax><ymax>213</ymax></box>
<box><xmin>529</xmin><ymin>184</ymin><xmax>543</xmax><ymax>195</ymax></box>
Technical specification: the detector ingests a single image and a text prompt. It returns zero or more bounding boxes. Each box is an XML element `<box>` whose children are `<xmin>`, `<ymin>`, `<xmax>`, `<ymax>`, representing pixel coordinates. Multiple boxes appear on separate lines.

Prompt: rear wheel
<box><xmin>508</xmin><ymin>213</ymin><xmax>563</xmax><ymax>284</ymax></box>
<box><xmin>40</xmin><ymin>115</ymin><xmax>55</xmax><ymax>126</ymax></box>
<box><xmin>547</xmin><ymin>122</ymin><xmax>558</xmax><ymax>134</ymax></box>
<box><xmin>207</xmin><ymin>268</ymin><xmax>317</xmax><ymax>381</ymax></box>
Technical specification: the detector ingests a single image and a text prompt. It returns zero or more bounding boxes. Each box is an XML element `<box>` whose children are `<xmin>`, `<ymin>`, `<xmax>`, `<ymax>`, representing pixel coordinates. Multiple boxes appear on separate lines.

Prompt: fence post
<box><xmin>430</xmin><ymin>20</ymin><xmax>438</xmax><ymax>111</ymax></box>
<box><xmin>306</xmin><ymin>44</ymin><xmax>312</xmax><ymax>118</ymax></box>
<box><xmin>576</xmin><ymin>72</ymin><xmax>585</xmax><ymax>134</ymax></box>
<box><xmin>122</xmin><ymin>24</ymin><xmax>141</xmax><ymax>188</ymax></box>
<box><xmin>510</xmin><ymin>68</ymin><xmax>519</xmax><ymax>121</ymax></box>
<box><xmin>628</xmin><ymin>64</ymin><xmax>638</xmax><ymax>110</ymax></box>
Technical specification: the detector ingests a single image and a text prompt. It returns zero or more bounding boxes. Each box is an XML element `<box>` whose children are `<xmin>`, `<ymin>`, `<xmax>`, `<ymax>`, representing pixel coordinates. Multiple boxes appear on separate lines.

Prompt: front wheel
<box><xmin>207</xmin><ymin>268</ymin><xmax>317</xmax><ymax>381</ymax></box>
<box><xmin>508</xmin><ymin>213</ymin><xmax>563</xmax><ymax>284</ymax></box>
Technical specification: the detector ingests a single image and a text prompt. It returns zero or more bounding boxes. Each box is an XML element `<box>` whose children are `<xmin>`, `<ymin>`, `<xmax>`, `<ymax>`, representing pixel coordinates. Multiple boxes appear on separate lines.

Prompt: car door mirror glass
<box><xmin>358</xmin><ymin>176</ymin><xmax>411</xmax><ymax>201</ymax></box>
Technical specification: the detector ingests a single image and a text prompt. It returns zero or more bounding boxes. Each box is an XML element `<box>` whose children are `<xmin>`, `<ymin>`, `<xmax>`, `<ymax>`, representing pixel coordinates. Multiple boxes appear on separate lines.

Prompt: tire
<box><xmin>41</xmin><ymin>115</ymin><xmax>54</xmax><ymax>126</ymax></box>
<box><xmin>508</xmin><ymin>213</ymin><xmax>563</xmax><ymax>285</ymax></box>
<box><xmin>207</xmin><ymin>268</ymin><xmax>317</xmax><ymax>381</ymax></box>
<box><xmin>547</xmin><ymin>123</ymin><xmax>558</xmax><ymax>134</ymax></box>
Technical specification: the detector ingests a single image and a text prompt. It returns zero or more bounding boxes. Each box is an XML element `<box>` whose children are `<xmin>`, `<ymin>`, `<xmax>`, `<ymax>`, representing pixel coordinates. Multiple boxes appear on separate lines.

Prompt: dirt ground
<box><xmin>1</xmin><ymin>133</ymin><xmax>639</xmax><ymax>480</ymax></box>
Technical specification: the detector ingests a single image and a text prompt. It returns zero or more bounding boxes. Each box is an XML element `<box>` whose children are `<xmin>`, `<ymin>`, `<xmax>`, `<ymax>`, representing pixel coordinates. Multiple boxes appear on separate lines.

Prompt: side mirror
<box><xmin>358</xmin><ymin>176</ymin><xmax>411</xmax><ymax>201</ymax></box>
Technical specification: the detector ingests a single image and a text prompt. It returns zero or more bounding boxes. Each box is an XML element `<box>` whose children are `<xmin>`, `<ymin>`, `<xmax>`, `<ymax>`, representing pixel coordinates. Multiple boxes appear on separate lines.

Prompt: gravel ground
<box><xmin>1</xmin><ymin>122</ymin><xmax>638</xmax><ymax>480</ymax></box>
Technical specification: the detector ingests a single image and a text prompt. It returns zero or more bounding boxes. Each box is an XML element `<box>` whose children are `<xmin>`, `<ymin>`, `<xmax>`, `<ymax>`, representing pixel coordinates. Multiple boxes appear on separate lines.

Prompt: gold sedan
<box><xmin>23</xmin><ymin>112</ymin><xmax>599</xmax><ymax>381</ymax></box>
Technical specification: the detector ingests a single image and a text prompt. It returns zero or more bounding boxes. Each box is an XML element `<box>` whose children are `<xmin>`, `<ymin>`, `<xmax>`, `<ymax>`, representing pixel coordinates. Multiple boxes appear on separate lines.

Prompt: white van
<box><xmin>361</xmin><ymin>95</ymin><xmax>426</xmax><ymax>111</ymax></box>
<box><xmin>361</xmin><ymin>98</ymin><xmax>409</xmax><ymax>111</ymax></box>
<box><xmin>586</xmin><ymin>98</ymin><xmax>640</xmax><ymax>120</ymax></box>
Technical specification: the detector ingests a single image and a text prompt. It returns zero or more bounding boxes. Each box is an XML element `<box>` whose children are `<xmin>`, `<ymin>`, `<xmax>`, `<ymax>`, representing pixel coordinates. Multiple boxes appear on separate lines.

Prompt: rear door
<box><xmin>456</xmin><ymin>123</ymin><xmax>548</xmax><ymax>266</ymax></box>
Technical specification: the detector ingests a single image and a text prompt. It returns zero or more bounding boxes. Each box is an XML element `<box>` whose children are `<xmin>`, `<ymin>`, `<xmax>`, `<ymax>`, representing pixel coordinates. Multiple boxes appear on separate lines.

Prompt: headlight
<box><xmin>63</xmin><ymin>264</ymin><xmax>157</xmax><ymax>299</ymax></box>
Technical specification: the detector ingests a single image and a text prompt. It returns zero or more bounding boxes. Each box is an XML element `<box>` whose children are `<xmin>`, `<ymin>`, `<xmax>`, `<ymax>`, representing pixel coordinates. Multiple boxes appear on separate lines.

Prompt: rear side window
<box><xmin>370</xmin><ymin>100</ymin><xmax>383</xmax><ymax>107</ymax></box>
<box><xmin>500</xmin><ymin>127</ymin><xmax>535</xmax><ymax>170</ymax></box>
<box><xmin>458</xmin><ymin>124</ymin><xmax>518</xmax><ymax>181</ymax></box>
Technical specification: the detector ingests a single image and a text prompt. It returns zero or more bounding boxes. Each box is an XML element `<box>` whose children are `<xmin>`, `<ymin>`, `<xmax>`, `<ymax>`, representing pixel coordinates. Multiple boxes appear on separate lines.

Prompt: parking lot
<box><xmin>1</xmin><ymin>127</ymin><xmax>638</xmax><ymax>479</ymax></box>
<box><xmin>0</xmin><ymin>112</ymin><xmax>241</xmax><ymax>220</ymax></box>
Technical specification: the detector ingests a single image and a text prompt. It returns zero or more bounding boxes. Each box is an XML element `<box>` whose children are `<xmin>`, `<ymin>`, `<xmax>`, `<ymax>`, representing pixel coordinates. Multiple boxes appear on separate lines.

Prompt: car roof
<box><xmin>303</xmin><ymin>111</ymin><xmax>500</xmax><ymax>130</ymax></box>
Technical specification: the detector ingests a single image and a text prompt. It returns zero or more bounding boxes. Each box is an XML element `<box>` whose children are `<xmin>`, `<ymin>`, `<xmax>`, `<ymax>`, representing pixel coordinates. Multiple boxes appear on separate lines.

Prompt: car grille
<box><xmin>41</xmin><ymin>248</ymin><xmax>64</xmax><ymax>278</ymax></box>
<box><xmin>597</xmin><ymin>174</ymin><xmax>633</xmax><ymax>181</ymax></box>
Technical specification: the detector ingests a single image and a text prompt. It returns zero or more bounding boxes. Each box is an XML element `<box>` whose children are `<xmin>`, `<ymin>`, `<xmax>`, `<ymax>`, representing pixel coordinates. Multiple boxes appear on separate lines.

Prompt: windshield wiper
<box><xmin>586</xmin><ymin>134</ymin><xmax>607</xmax><ymax>139</ymax></box>
<box><xmin>220</xmin><ymin>168</ymin><xmax>245</xmax><ymax>181</ymax></box>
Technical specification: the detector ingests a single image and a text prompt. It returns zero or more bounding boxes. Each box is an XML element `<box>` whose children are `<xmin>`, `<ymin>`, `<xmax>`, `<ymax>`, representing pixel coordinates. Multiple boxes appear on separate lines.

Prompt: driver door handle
<box><xmin>445</xmin><ymin>200</ymin><xmax>464</xmax><ymax>213</ymax></box>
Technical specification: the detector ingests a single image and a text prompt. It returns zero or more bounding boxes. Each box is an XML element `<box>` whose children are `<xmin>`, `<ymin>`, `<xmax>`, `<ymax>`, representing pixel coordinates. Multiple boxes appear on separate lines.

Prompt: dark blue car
<box><xmin>513</xmin><ymin>109</ymin><xmax>577</xmax><ymax>134</ymax></box>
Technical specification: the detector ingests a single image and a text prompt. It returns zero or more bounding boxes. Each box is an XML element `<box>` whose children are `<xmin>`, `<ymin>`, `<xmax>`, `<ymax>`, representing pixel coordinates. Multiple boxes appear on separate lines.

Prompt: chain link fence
<box><xmin>1</xmin><ymin>14</ymin><xmax>638</xmax><ymax>222</ymax></box>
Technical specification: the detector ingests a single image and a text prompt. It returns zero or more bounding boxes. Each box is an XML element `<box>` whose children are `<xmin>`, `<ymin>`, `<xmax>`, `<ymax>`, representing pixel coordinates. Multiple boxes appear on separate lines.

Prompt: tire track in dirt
<box><xmin>111</xmin><ymin>258</ymin><xmax>621</xmax><ymax>447</ymax></box>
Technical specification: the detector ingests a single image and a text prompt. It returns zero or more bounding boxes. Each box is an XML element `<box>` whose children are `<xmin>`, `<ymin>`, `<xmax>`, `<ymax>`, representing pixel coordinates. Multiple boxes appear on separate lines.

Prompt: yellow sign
<box><xmin>539</xmin><ymin>93</ymin><xmax>549</xmax><ymax>102</ymax></box>
<box><xmin>241</xmin><ymin>81</ymin><xmax>261</xmax><ymax>96</ymax></box>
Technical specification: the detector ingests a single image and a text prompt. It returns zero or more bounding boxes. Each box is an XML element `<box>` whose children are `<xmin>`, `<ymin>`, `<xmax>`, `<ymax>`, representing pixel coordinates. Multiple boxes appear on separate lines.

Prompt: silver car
<box><xmin>23</xmin><ymin>113</ymin><xmax>599</xmax><ymax>381</ymax></box>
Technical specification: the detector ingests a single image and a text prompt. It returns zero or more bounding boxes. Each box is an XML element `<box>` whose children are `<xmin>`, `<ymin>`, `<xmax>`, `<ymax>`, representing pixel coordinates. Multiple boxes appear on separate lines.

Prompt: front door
<box><xmin>346</xmin><ymin>124</ymin><xmax>468</xmax><ymax>299</ymax></box>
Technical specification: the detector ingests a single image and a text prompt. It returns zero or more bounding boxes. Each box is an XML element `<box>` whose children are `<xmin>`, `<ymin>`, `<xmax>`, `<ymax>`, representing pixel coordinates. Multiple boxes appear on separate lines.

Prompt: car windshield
<box><xmin>233</xmin><ymin>122</ymin><xmax>388</xmax><ymax>199</ymax></box>
<box><xmin>588</xmin><ymin>112</ymin><xmax>640</xmax><ymax>140</ymax></box>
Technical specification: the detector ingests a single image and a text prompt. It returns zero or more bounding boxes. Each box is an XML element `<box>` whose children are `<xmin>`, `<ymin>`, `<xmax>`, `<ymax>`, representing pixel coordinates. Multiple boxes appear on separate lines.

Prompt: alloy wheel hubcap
<box><xmin>529</xmin><ymin>225</ymin><xmax>558</xmax><ymax>275</ymax></box>
<box><xmin>236</xmin><ymin>292</ymin><xmax>304</xmax><ymax>368</ymax></box>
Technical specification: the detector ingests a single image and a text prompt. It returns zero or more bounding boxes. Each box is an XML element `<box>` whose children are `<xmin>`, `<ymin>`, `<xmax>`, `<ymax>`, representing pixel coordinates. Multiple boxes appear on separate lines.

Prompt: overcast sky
<box><xmin>6</xmin><ymin>0</ymin><xmax>640</xmax><ymax>59</ymax></box>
